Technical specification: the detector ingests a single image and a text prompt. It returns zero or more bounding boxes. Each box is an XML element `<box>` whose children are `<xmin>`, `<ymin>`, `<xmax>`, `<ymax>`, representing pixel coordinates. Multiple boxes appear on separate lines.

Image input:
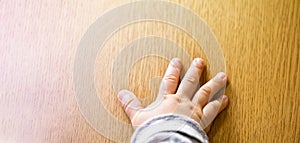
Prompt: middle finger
<box><xmin>177</xmin><ymin>58</ymin><xmax>205</xmax><ymax>99</ymax></box>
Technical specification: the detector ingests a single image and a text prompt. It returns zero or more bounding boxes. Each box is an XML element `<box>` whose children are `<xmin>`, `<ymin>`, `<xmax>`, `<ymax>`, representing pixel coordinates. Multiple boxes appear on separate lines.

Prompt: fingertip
<box><xmin>117</xmin><ymin>89</ymin><xmax>133</xmax><ymax>105</ymax></box>
<box><xmin>171</xmin><ymin>57</ymin><xmax>183</xmax><ymax>69</ymax></box>
<box><xmin>219</xmin><ymin>95</ymin><xmax>229</xmax><ymax>112</ymax></box>
<box><xmin>172</xmin><ymin>57</ymin><xmax>182</xmax><ymax>62</ymax></box>
<box><xmin>222</xmin><ymin>95</ymin><xmax>228</xmax><ymax>103</ymax></box>
<box><xmin>216</xmin><ymin>72</ymin><xmax>227</xmax><ymax>80</ymax></box>
<box><xmin>193</xmin><ymin>58</ymin><xmax>205</xmax><ymax>68</ymax></box>
<box><xmin>117</xmin><ymin>89</ymin><xmax>128</xmax><ymax>98</ymax></box>
<box><xmin>118</xmin><ymin>89</ymin><xmax>128</xmax><ymax>95</ymax></box>
<box><xmin>117</xmin><ymin>90</ymin><xmax>143</xmax><ymax>120</ymax></box>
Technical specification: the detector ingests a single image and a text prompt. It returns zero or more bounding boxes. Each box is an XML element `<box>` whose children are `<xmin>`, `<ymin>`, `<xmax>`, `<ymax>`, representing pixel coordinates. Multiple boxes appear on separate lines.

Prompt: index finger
<box><xmin>176</xmin><ymin>58</ymin><xmax>205</xmax><ymax>99</ymax></box>
<box><xmin>156</xmin><ymin>58</ymin><xmax>182</xmax><ymax>101</ymax></box>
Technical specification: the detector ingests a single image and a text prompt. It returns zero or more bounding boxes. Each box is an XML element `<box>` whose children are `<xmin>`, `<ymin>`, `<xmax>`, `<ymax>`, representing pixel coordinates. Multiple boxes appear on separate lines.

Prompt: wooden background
<box><xmin>0</xmin><ymin>0</ymin><xmax>299</xmax><ymax>142</ymax></box>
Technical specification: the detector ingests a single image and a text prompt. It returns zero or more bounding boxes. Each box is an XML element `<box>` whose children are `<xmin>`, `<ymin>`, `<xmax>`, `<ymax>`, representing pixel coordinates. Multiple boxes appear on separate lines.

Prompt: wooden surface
<box><xmin>0</xmin><ymin>0</ymin><xmax>299</xmax><ymax>142</ymax></box>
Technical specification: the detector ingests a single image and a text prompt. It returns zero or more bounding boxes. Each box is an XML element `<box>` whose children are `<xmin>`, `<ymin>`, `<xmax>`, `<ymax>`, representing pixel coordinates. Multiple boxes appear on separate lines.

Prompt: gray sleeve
<box><xmin>131</xmin><ymin>114</ymin><xmax>209</xmax><ymax>143</ymax></box>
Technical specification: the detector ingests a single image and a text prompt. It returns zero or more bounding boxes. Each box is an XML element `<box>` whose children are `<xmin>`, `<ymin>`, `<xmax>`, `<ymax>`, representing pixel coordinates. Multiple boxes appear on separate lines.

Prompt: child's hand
<box><xmin>117</xmin><ymin>58</ymin><xmax>228</xmax><ymax>132</ymax></box>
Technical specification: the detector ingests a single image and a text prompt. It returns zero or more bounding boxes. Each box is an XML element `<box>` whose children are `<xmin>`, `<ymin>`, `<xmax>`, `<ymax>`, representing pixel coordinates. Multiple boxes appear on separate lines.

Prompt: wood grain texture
<box><xmin>0</xmin><ymin>0</ymin><xmax>299</xmax><ymax>143</ymax></box>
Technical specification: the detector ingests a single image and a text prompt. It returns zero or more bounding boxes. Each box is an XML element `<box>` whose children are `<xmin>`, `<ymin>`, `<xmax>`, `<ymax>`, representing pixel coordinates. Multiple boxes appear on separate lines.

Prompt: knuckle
<box><xmin>200</xmin><ymin>86</ymin><xmax>211</xmax><ymax>97</ymax></box>
<box><xmin>123</xmin><ymin>98</ymin><xmax>134</xmax><ymax>111</ymax></box>
<box><xmin>192</xmin><ymin>108</ymin><xmax>204</xmax><ymax>126</ymax></box>
<box><xmin>211</xmin><ymin>102</ymin><xmax>220</xmax><ymax>111</ymax></box>
<box><xmin>200</xmin><ymin>117</ymin><xmax>209</xmax><ymax>127</ymax></box>
<box><xmin>164</xmin><ymin>74</ymin><xmax>177</xmax><ymax>83</ymax></box>
<box><xmin>193</xmin><ymin>107</ymin><xmax>203</xmax><ymax>116</ymax></box>
<box><xmin>164</xmin><ymin>94</ymin><xmax>181</xmax><ymax>103</ymax></box>
<box><xmin>213</xmin><ymin>76</ymin><xmax>226</xmax><ymax>85</ymax></box>
<box><xmin>185</xmin><ymin>76</ymin><xmax>197</xmax><ymax>84</ymax></box>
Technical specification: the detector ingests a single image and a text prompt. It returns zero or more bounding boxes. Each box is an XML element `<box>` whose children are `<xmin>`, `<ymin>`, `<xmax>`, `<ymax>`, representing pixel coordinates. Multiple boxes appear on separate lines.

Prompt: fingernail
<box><xmin>222</xmin><ymin>95</ymin><xmax>228</xmax><ymax>102</ymax></box>
<box><xmin>217</xmin><ymin>72</ymin><xmax>226</xmax><ymax>80</ymax></box>
<box><xmin>171</xmin><ymin>58</ymin><xmax>183</xmax><ymax>69</ymax></box>
<box><xmin>194</xmin><ymin>58</ymin><xmax>204</xmax><ymax>67</ymax></box>
<box><xmin>118</xmin><ymin>90</ymin><xmax>133</xmax><ymax>104</ymax></box>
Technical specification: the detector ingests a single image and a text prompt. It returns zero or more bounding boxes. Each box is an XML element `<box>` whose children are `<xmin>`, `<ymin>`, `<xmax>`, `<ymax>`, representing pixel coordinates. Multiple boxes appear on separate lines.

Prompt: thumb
<box><xmin>117</xmin><ymin>90</ymin><xmax>143</xmax><ymax>120</ymax></box>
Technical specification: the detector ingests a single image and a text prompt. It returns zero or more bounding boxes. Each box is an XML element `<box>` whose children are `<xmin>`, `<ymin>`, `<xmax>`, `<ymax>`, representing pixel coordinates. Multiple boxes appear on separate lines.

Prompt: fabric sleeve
<box><xmin>131</xmin><ymin>114</ymin><xmax>209</xmax><ymax>143</ymax></box>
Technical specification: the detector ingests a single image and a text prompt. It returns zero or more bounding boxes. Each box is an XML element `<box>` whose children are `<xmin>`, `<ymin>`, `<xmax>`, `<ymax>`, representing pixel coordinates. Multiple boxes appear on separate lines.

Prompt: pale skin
<box><xmin>117</xmin><ymin>57</ymin><xmax>228</xmax><ymax>133</ymax></box>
